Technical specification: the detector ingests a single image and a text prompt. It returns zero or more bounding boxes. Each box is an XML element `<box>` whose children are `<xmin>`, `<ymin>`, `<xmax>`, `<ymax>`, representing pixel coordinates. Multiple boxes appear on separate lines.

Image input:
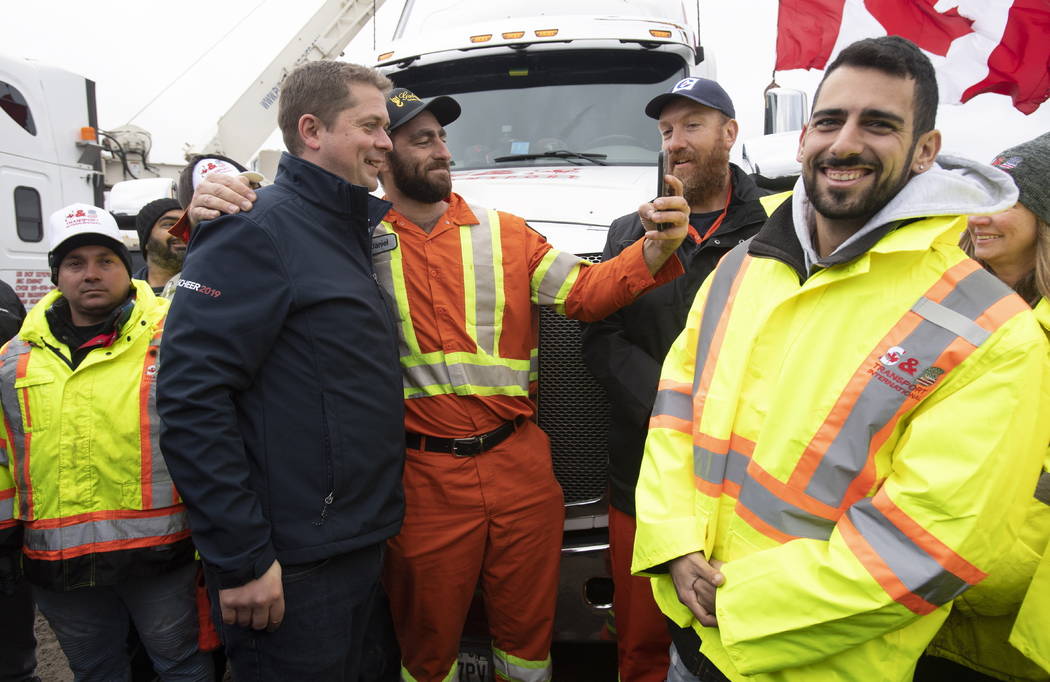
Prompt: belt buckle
<box><xmin>452</xmin><ymin>435</ymin><xmax>483</xmax><ymax>457</ymax></box>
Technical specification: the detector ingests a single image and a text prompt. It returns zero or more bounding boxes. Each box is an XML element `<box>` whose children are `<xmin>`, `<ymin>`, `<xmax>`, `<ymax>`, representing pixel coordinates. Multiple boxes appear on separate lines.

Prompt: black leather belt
<box><xmin>406</xmin><ymin>418</ymin><xmax>520</xmax><ymax>457</ymax></box>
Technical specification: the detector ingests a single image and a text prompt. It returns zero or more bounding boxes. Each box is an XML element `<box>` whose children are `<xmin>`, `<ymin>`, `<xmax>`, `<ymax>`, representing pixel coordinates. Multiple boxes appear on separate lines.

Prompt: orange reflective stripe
<box><xmin>140</xmin><ymin>345</ymin><xmax>155</xmax><ymax>509</ymax></box>
<box><xmin>25</xmin><ymin>506</ymin><xmax>178</xmax><ymax>529</ymax></box>
<box><xmin>693</xmin><ymin>254</ymin><xmax>752</xmax><ymax>412</ymax></box>
<box><xmin>14</xmin><ymin>351</ymin><xmax>32</xmax><ymax>519</ymax></box>
<box><xmin>975</xmin><ymin>293</ymin><xmax>1031</xmax><ymax>331</ymax></box>
<box><xmin>923</xmin><ymin>258</ymin><xmax>981</xmax><ymax>304</ymax></box>
<box><xmin>871</xmin><ymin>493</ymin><xmax>987</xmax><ymax>585</ymax></box>
<box><xmin>839</xmin><ymin>513</ymin><xmax>939</xmax><ymax>614</ymax></box>
<box><xmin>23</xmin><ymin>531</ymin><xmax>192</xmax><ymax>560</ymax></box>
<box><xmin>649</xmin><ymin>415</ymin><xmax>691</xmax><ymax>434</ymax></box>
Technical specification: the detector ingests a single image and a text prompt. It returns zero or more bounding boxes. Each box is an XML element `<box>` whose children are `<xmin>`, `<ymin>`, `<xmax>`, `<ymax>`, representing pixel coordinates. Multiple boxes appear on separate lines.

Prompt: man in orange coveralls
<box><xmin>179</xmin><ymin>84</ymin><xmax>689</xmax><ymax>682</ymax></box>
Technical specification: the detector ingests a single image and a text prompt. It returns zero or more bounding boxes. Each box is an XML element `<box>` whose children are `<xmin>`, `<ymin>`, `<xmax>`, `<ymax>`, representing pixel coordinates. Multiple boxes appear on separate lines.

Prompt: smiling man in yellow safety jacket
<box><xmin>632</xmin><ymin>37</ymin><xmax>1050</xmax><ymax>682</ymax></box>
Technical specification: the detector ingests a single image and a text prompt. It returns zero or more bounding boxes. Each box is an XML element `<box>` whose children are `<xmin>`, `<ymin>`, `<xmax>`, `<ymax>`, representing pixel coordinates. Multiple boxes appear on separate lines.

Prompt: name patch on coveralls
<box><xmin>372</xmin><ymin>233</ymin><xmax>398</xmax><ymax>256</ymax></box>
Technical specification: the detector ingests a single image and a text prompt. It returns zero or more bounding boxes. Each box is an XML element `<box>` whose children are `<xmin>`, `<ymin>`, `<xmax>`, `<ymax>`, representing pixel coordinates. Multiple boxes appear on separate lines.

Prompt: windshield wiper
<box><xmin>492</xmin><ymin>150</ymin><xmax>608</xmax><ymax>166</ymax></box>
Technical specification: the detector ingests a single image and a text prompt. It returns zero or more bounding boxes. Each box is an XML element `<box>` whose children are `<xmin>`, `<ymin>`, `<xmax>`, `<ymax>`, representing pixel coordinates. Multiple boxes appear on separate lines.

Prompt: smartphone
<box><xmin>655</xmin><ymin>150</ymin><xmax>672</xmax><ymax>231</ymax></box>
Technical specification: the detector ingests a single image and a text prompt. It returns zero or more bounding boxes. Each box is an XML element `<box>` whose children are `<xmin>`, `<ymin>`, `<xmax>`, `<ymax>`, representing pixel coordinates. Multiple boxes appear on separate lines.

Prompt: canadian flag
<box><xmin>775</xmin><ymin>0</ymin><xmax>1050</xmax><ymax>114</ymax></box>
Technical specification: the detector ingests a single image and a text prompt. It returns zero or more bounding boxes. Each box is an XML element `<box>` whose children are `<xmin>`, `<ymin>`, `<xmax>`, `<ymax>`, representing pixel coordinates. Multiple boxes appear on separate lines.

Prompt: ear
<box><xmin>723</xmin><ymin>118</ymin><xmax>739</xmax><ymax>149</ymax></box>
<box><xmin>298</xmin><ymin>114</ymin><xmax>324</xmax><ymax>152</ymax></box>
<box><xmin>910</xmin><ymin>129</ymin><xmax>941</xmax><ymax>174</ymax></box>
<box><xmin>795</xmin><ymin>125</ymin><xmax>808</xmax><ymax>163</ymax></box>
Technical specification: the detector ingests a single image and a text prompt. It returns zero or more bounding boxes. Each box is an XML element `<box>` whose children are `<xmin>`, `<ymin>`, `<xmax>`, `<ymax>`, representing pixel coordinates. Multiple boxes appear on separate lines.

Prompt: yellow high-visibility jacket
<box><xmin>0</xmin><ymin>280</ymin><xmax>192</xmax><ymax>591</ymax></box>
<box><xmin>926</xmin><ymin>297</ymin><xmax>1050</xmax><ymax>681</ymax></box>
<box><xmin>634</xmin><ymin>202</ymin><xmax>1050</xmax><ymax>681</ymax></box>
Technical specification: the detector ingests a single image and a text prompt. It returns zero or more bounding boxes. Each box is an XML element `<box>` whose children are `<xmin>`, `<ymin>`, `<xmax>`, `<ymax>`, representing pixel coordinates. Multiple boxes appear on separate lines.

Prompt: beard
<box><xmin>802</xmin><ymin>149</ymin><xmax>914</xmax><ymax>222</ymax></box>
<box><xmin>146</xmin><ymin>235</ymin><xmax>185</xmax><ymax>272</ymax></box>
<box><xmin>673</xmin><ymin>143</ymin><xmax>731</xmax><ymax>208</ymax></box>
<box><xmin>387</xmin><ymin>152</ymin><xmax>452</xmax><ymax>204</ymax></box>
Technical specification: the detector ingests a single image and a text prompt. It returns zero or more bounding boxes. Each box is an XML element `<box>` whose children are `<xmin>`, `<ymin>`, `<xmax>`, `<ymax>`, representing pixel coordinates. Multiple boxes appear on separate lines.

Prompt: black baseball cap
<box><xmin>386</xmin><ymin>87</ymin><xmax>461</xmax><ymax>131</ymax></box>
<box><xmin>645</xmin><ymin>77</ymin><xmax>735</xmax><ymax>120</ymax></box>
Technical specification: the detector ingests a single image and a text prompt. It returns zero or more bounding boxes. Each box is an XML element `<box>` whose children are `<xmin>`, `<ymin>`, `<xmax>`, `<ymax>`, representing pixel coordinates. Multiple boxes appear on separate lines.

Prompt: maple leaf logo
<box><xmin>865</xmin><ymin>0</ymin><xmax>975</xmax><ymax>56</ymax></box>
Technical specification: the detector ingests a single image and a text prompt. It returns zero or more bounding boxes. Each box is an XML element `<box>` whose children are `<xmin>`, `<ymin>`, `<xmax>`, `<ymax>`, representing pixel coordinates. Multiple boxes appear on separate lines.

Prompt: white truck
<box><xmin>0</xmin><ymin>54</ymin><xmax>107</xmax><ymax>307</ymax></box>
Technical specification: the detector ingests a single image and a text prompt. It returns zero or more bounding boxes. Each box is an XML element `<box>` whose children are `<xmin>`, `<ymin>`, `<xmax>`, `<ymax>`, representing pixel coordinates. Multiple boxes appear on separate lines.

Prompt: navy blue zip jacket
<box><xmin>158</xmin><ymin>152</ymin><xmax>405</xmax><ymax>589</ymax></box>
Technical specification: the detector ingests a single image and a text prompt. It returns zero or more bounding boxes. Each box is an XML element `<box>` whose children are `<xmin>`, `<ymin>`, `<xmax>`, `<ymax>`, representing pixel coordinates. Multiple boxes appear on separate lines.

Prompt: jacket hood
<box><xmin>791</xmin><ymin>154</ymin><xmax>1019</xmax><ymax>271</ymax></box>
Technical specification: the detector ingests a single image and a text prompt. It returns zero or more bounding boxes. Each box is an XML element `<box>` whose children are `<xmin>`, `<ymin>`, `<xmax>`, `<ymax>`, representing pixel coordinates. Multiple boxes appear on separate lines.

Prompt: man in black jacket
<box><xmin>581</xmin><ymin>78</ymin><xmax>770</xmax><ymax>682</ymax></box>
<box><xmin>157</xmin><ymin>61</ymin><xmax>404</xmax><ymax>681</ymax></box>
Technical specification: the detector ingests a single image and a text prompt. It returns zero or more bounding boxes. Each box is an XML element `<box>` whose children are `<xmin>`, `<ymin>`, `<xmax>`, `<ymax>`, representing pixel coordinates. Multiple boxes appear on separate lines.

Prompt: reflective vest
<box><xmin>926</xmin><ymin>297</ymin><xmax>1050</xmax><ymax>681</ymax></box>
<box><xmin>0</xmin><ymin>280</ymin><xmax>191</xmax><ymax>589</ymax></box>
<box><xmin>372</xmin><ymin>205</ymin><xmax>586</xmax><ymax>401</ymax></box>
<box><xmin>634</xmin><ymin>214</ymin><xmax>1050</xmax><ymax>681</ymax></box>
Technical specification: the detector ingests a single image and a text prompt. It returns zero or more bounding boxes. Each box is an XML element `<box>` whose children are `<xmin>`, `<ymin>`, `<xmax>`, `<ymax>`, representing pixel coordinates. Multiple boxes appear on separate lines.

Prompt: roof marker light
<box><xmin>470</xmin><ymin>34</ymin><xmax>493</xmax><ymax>43</ymax></box>
<box><xmin>534</xmin><ymin>29</ymin><xmax>559</xmax><ymax>37</ymax></box>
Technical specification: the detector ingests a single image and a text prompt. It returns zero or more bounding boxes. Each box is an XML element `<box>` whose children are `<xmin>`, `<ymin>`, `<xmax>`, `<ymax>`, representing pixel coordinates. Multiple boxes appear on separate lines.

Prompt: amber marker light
<box><xmin>378</xmin><ymin>51</ymin><xmax>395</xmax><ymax>61</ymax></box>
<box><xmin>502</xmin><ymin>31</ymin><xmax>525</xmax><ymax>39</ymax></box>
<box><xmin>79</xmin><ymin>126</ymin><xmax>96</xmax><ymax>141</ymax></box>
<box><xmin>470</xmin><ymin>34</ymin><xmax>493</xmax><ymax>43</ymax></box>
<box><xmin>649</xmin><ymin>29</ymin><xmax>672</xmax><ymax>38</ymax></box>
<box><xmin>534</xmin><ymin>29</ymin><xmax>559</xmax><ymax>37</ymax></box>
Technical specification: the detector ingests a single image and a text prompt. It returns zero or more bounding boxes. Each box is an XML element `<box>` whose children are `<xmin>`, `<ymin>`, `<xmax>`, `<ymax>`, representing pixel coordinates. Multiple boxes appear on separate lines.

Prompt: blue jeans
<box><xmin>209</xmin><ymin>543</ymin><xmax>384</xmax><ymax>681</ymax></box>
<box><xmin>33</xmin><ymin>561</ymin><xmax>212</xmax><ymax>682</ymax></box>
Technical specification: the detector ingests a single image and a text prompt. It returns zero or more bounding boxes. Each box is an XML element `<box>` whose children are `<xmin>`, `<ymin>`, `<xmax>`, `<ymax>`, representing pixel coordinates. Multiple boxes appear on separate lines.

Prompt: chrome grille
<box><xmin>537</xmin><ymin>252</ymin><xmax>610</xmax><ymax>505</ymax></box>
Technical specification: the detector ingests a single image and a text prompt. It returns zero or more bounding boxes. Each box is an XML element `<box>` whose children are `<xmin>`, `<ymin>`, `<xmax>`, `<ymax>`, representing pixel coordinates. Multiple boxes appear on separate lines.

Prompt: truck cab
<box><xmin>0</xmin><ymin>54</ymin><xmax>105</xmax><ymax>307</ymax></box>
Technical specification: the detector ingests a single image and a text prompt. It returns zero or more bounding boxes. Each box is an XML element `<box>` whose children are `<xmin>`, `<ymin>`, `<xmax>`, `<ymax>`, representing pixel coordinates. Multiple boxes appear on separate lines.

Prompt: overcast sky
<box><xmin>4</xmin><ymin>0</ymin><xmax>1047</xmax><ymax>165</ymax></box>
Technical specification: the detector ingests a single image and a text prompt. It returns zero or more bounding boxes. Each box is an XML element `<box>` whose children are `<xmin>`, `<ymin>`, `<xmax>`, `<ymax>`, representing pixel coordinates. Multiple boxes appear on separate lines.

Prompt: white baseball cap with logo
<box><xmin>47</xmin><ymin>203</ymin><xmax>132</xmax><ymax>283</ymax></box>
<box><xmin>191</xmin><ymin>158</ymin><xmax>265</xmax><ymax>190</ymax></box>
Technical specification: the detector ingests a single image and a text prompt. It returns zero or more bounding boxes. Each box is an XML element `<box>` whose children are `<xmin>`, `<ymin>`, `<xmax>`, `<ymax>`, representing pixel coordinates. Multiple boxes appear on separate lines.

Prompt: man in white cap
<box><xmin>0</xmin><ymin>204</ymin><xmax>211</xmax><ymax>681</ymax></box>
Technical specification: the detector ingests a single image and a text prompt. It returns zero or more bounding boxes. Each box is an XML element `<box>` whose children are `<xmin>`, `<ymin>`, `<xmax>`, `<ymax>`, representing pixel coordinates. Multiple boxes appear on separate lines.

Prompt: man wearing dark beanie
<box><xmin>135</xmin><ymin>197</ymin><xmax>185</xmax><ymax>295</ymax></box>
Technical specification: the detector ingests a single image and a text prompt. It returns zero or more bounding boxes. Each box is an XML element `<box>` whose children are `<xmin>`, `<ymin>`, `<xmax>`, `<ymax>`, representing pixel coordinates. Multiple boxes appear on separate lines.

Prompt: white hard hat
<box><xmin>48</xmin><ymin>203</ymin><xmax>131</xmax><ymax>283</ymax></box>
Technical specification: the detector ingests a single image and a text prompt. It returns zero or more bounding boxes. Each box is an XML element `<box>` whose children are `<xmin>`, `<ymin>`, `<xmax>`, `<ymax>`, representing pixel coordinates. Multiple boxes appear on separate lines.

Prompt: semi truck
<box><xmin>0</xmin><ymin>54</ymin><xmax>106</xmax><ymax>307</ymax></box>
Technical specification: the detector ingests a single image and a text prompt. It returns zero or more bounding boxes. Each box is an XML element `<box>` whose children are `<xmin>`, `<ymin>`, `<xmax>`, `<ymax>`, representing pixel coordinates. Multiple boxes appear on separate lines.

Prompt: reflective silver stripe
<box><xmin>689</xmin><ymin>244</ymin><xmax>749</xmax><ymax>486</ymax></box>
<box><xmin>464</xmin><ymin>206</ymin><xmax>501</xmax><ymax>355</ymax></box>
<box><xmin>533</xmin><ymin>250</ymin><xmax>587</xmax><ymax>308</ymax></box>
<box><xmin>492</xmin><ymin>648</ymin><xmax>551</xmax><ymax>682</ymax></box>
<box><xmin>847</xmin><ymin>498</ymin><xmax>969</xmax><ymax>605</ymax></box>
<box><xmin>0</xmin><ymin>341</ymin><xmax>31</xmax><ymax>518</ymax></box>
<box><xmin>1036</xmin><ymin>471</ymin><xmax>1050</xmax><ymax>506</ymax></box>
<box><xmin>739</xmin><ymin>477</ymin><xmax>836</xmax><ymax>540</ymax></box>
<box><xmin>403</xmin><ymin>359</ymin><xmax>531</xmax><ymax>397</ymax></box>
<box><xmin>804</xmin><ymin>267</ymin><xmax>1015</xmax><ymax>508</ymax></box>
<box><xmin>692</xmin><ymin>446</ymin><xmax>744</xmax><ymax>487</ymax></box>
<box><xmin>692</xmin><ymin>244</ymin><xmax>749</xmax><ymax>397</ymax></box>
<box><xmin>0</xmin><ymin>494</ymin><xmax>12</xmax><ymax>522</ymax></box>
<box><xmin>652</xmin><ymin>388</ymin><xmax>691</xmax><ymax>421</ymax></box>
<box><xmin>23</xmin><ymin>510</ymin><xmax>189</xmax><ymax>553</ymax></box>
<box><xmin>371</xmin><ymin>222</ymin><xmax>418</xmax><ymax>362</ymax></box>
<box><xmin>912</xmin><ymin>297</ymin><xmax>990</xmax><ymax>347</ymax></box>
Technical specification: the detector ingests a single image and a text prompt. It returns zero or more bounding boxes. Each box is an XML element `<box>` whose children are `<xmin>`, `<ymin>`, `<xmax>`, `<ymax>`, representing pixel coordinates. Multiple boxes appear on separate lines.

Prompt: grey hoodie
<box><xmin>791</xmin><ymin>154</ymin><xmax>1019</xmax><ymax>274</ymax></box>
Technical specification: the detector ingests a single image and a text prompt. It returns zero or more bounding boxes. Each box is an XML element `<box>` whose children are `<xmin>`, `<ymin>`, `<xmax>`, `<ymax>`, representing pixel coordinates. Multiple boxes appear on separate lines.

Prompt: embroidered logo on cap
<box><xmin>673</xmin><ymin>78</ymin><xmax>699</xmax><ymax>93</ymax></box>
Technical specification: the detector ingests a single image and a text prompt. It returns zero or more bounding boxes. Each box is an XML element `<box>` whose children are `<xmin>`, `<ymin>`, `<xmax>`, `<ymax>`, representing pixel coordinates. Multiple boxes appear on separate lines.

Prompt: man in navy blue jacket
<box><xmin>157</xmin><ymin>61</ymin><xmax>404</xmax><ymax>680</ymax></box>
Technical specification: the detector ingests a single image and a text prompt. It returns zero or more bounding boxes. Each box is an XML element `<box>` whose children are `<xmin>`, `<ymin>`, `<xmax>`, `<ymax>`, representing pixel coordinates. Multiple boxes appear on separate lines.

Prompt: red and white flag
<box><xmin>775</xmin><ymin>0</ymin><xmax>1050</xmax><ymax>114</ymax></box>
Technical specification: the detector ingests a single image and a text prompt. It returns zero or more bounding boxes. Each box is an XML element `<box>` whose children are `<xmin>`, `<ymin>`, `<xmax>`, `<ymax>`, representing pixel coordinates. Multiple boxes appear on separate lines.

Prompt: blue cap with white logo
<box><xmin>645</xmin><ymin>77</ymin><xmax>735</xmax><ymax>120</ymax></box>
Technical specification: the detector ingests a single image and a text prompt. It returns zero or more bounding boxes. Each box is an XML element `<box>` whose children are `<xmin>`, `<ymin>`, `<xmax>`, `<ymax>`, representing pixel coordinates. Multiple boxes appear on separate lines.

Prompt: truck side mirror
<box><xmin>764</xmin><ymin>87</ymin><xmax>808</xmax><ymax>135</ymax></box>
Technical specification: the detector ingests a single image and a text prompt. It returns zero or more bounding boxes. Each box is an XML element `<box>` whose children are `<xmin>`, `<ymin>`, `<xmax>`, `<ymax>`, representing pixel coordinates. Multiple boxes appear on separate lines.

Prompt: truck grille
<box><xmin>536</xmin><ymin>253</ymin><xmax>610</xmax><ymax>505</ymax></box>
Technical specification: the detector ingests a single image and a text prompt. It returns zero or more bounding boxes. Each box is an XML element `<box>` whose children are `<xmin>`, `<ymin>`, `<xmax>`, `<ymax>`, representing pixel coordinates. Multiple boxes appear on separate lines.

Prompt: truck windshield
<box><xmin>391</xmin><ymin>50</ymin><xmax>686</xmax><ymax>171</ymax></box>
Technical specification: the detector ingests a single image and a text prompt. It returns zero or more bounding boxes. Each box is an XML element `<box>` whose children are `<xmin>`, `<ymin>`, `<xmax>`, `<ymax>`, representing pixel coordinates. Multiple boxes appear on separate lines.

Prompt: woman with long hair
<box><xmin>918</xmin><ymin>132</ymin><xmax>1050</xmax><ymax>681</ymax></box>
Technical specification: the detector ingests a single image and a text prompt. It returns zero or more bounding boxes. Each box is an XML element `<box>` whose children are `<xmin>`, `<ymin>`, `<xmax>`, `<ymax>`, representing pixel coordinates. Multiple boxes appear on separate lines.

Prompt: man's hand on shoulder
<box><xmin>639</xmin><ymin>174</ymin><xmax>688</xmax><ymax>274</ymax></box>
<box><xmin>218</xmin><ymin>559</ymin><xmax>285</xmax><ymax>631</ymax></box>
<box><xmin>669</xmin><ymin>550</ymin><xmax>725</xmax><ymax>627</ymax></box>
<box><xmin>189</xmin><ymin>173</ymin><xmax>257</xmax><ymax>228</ymax></box>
